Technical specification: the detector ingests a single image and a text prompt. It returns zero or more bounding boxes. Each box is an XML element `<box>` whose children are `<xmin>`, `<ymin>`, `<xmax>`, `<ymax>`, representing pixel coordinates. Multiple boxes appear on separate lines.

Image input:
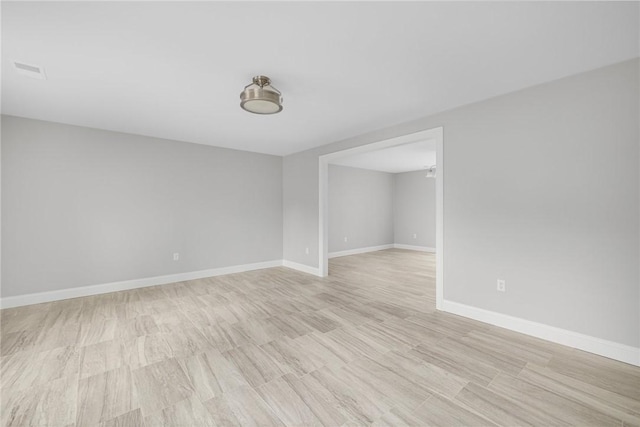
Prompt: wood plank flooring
<box><xmin>1</xmin><ymin>249</ymin><xmax>639</xmax><ymax>426</ymax></box>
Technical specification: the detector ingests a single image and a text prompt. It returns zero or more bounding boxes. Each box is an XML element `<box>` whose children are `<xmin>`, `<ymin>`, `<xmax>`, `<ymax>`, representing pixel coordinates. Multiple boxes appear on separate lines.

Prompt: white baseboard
<box><xmin>393</xmin><ymin>244</ymin><xmax>436</xmax><ymax>253</ymax></box>
<box><xmin>4</xmin><ymin>258</ymin><xmax>637</xmax><ymax>367</ymax></box>
<box><xmin>0</xmin><ymin>260</ymin><xmax>282</xmax><ymax>309</ymax></box>
<box><xmin>441</xmin><ymin>299</ymin><xmax>640</xmax><ymax>367</ymax></box>
<box><xmin>282</xmin><ymin>260</ymin><xmax>322</xmax><ymax>277</ymax></box>
<box><xmin>328</xmin><ymin>244</ymin><xmax>394</xmax><ymax>259</ymax></box>
<box><xmin>328</xmin><ymin>244</ymin><xmax>436</xmax><ymax>258</ymax></box>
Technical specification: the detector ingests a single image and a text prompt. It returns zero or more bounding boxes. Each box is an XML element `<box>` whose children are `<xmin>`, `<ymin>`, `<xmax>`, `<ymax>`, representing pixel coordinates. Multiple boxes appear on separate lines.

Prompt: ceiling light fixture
<box><xmin>425</xmin><ymin>165</ymin><xmax>436</xmax><ymax>178</ymax></box>
<box><xmin>240</xmin><ymin>75</ymin><xmax>283</xmax><ymax>115</ymax></box>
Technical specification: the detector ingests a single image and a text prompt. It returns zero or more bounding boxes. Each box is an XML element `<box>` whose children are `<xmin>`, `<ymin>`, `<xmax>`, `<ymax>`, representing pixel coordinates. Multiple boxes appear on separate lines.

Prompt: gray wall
<box><xmin>1</xmin><ymin>116</ymin><xmax>283</xmax><ymax>297</ymax></box>
<box><xmin>394</xmin><ymin>171</ymin><xmax>436</xmax><ymax>248</ymax></box>
<box><xmin>328</xmin><ymin>165</ymin><xmax>394</xmax><ymax>253</ymax></box>
<box><xmin>283</xmin><ymin>58</ymin><xmax>639</xmax><ymax>347</ymax></box>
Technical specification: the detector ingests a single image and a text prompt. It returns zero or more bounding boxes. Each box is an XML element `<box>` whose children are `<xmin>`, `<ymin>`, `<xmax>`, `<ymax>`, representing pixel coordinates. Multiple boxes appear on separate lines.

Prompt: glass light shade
<box><xmin>240</xmin><ymin>76</ymin><xmax>283</xmax><ymax>115</ymax></box>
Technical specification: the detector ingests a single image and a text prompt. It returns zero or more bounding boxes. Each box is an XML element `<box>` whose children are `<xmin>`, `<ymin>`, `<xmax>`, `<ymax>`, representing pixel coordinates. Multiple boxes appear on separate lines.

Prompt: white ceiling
<box><xmin>2</xmin><ymin>2</ymin><xmax>638</xmax><ymax>156</ymax></box>
<box><xmin>330</xmin><ymin>139</ymin><xmax>436</xmax><ymax>174</ymax></box>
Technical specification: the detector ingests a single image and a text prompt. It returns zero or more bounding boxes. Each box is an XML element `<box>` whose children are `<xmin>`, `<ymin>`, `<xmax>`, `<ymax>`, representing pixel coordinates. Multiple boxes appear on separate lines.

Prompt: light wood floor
<box><xmin>1</xmin><ymin>249</ymin><xmax>639</xmax><ymax>426</ymax></box>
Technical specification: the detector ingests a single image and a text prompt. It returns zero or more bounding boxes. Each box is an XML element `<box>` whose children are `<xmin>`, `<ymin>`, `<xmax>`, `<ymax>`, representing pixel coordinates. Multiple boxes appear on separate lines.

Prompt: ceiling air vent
<box><xmin>12</xmin><ymin>60</ymin><xmax>46</xmax><ymax>80</ymax></box>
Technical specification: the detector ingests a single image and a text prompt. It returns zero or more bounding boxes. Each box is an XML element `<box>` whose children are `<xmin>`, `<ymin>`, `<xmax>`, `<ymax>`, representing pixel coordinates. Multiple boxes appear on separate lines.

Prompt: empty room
<box><xmin>1</xmin><ymin>2</ymin><xmax>639</xmax><ymax>426</ymax></box>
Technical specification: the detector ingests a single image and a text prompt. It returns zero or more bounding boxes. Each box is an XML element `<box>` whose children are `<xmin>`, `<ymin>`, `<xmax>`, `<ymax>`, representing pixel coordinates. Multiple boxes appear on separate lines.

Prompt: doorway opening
<box><xmin>318</xmin><ymin>127</ymin><xmax>444</xmax><ymax>309</ymax></box>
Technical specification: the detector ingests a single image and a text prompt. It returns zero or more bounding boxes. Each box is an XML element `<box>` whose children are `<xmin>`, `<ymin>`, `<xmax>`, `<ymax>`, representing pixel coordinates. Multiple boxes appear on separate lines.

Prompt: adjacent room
<box><xmin>326</xmin><ymin>140</ymin><xmax>439</xmax><ymax>309</ymax></box>
<box><xmin>1</xmin><ymin>2</ymin><xmax>639</xmax><ymax>426</ymax></box>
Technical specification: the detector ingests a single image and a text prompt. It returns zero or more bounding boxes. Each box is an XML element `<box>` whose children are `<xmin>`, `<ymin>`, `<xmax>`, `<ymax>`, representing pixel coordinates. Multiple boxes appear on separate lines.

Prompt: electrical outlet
<box><xmin>413</xmin><ymin>233</ymin><xmax>417</xmax><ymax>239</ymax></box>
<box><xmin>173</xmin><ymin>253</ymin><xmax>180</xmax><ymax>261</ymax></box>
<box><xmin>497</xmin><ymin>279</ymin><xmax>506</xmax><ymax>292</ymax></box>
<box><xmin>344</xmin><ymin>237</ymin><xmax>348</xmax><ymax>242</ymax></box>
<box><xmin>305</xmin><ymin>247</ymin><xmax>309</xmax><ymax>255</ymax></box>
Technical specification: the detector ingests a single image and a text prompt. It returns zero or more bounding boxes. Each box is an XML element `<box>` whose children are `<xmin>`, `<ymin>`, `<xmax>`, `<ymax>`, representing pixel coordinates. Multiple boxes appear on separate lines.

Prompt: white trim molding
<box><xmin>328</xmin><ymin>244</ymin><xmax>435</xmax><ymax>259</ymax></box>
<box><xmin>442</xmin><ymin>299</ymin><xmax>640</xmax><ymax>367</ymax></box>
<box><xmin>435</xmin><ymin>130</ymin><xmax>444</xmax><ymax>310</ymax></box>
<box><xmin>329</xmin><ymin>244</ymin><xmax>394</xmax><ymax>259</ymax></box>
<box><xmin>0</xmin><ymin>260</ymin><xmax>282</xmax><ymax>309</ymax></box>
<box><xmin>393</xmin><ymin>244</ymin><xmax>436</xmax><ymax>253</ymax></box>
<box><xmin>282</xmin><ymin>260</ymin><xmax>322</xmax><ymax>277</ymax></box>
<box><xmin>0</xmin><ymin>258</ymin><xmax>326</xmax><ymax>309</ymax></box>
